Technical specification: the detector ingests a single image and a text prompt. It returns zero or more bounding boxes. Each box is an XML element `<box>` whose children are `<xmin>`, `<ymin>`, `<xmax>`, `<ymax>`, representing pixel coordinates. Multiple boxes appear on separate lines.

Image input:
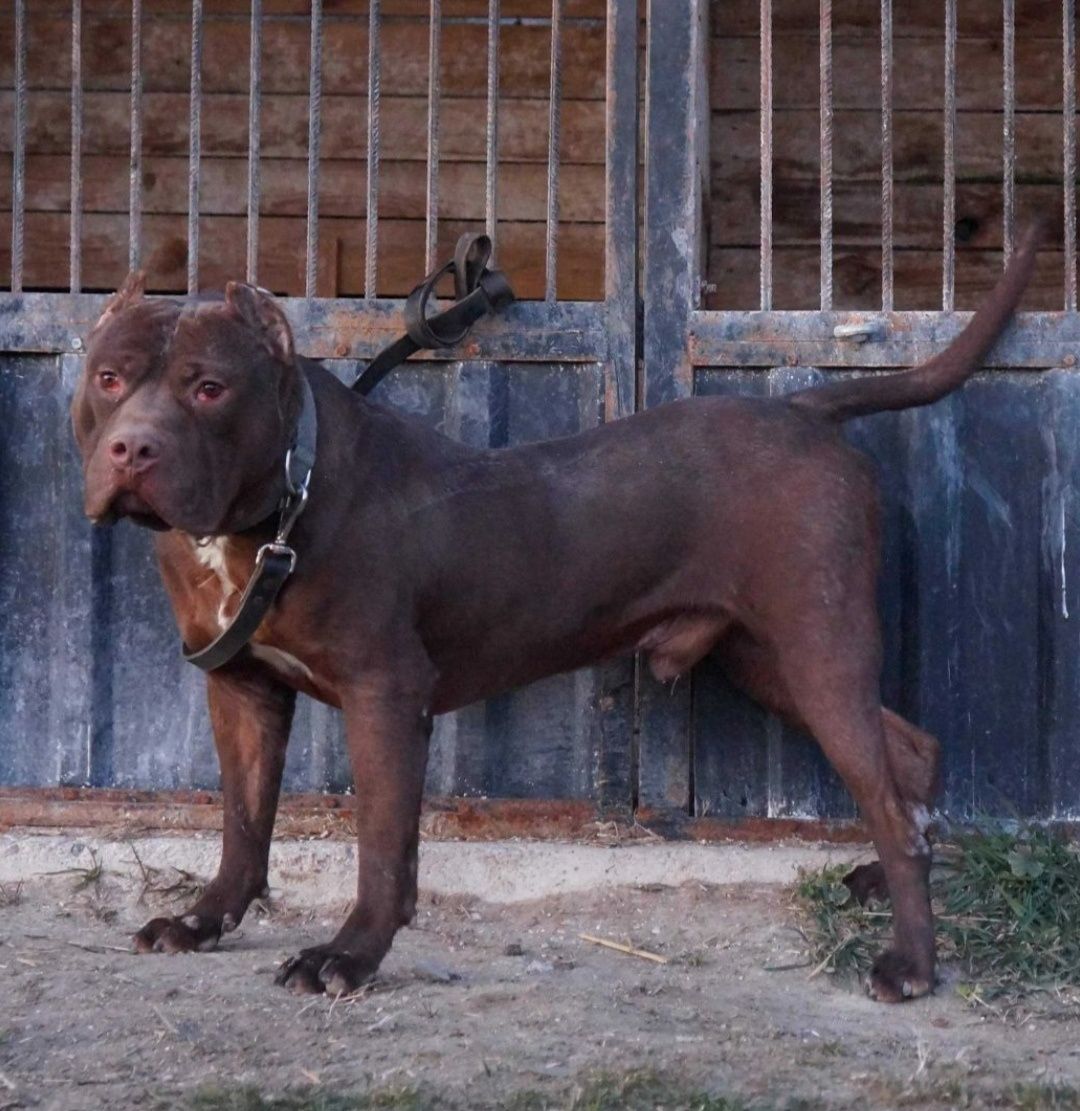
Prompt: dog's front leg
<box><xmin>276</xmin><ymin>669</ymin><xmax>433</xmax><ymax>996</ymax></box>
<box><xmin>135</xmin><ymin>658</ymin><xmax>295</xmax><ymax>955</ymax></box>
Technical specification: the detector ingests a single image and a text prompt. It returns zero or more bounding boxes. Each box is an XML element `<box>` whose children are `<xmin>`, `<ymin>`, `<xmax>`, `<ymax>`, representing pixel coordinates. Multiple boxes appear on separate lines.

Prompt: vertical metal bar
<box><xmin>942</xmin><ymin>0</ymin><xmax>957</xmax><ymax>311</ymax></box>
<box><xmin>759</xmin><ymin>0</ymin><xmax>773</xmax><ymax>310</ymax></box>
<box><xmin>485</xmin><ymin>0</ymin><xmax>500</xmax><ymax>256</ymax></box>
<box><xmin>818</xmin><ymin>0</ymin><xmax>833</xmax><ymax>310</ymax></box>
<box><xmin>305</xmin><ymin>0</ymin><xmax>323</xmax><ymax>299</ymax></box>
<box><xmin>364</xmin><ymin>0</ymin><xmax>380</xmax><ymax>300</ymax></box>
<box><xmin>246</xmin><ymin>0</ymin><xmax>262</xmax><ymax>284</ymax></box>
<box><xmin>1003</xmin><ymin>0</ymin><xmax>1015</xmax><ymax>264</ymax></box>
<box><xmin>544</xmin><ymin>0</ymin><xmax>563</xmax><ymax>302</ymax></box>
<box><xmin>187</xmin><ymin>0</ymin><xmax>203</xmax><ymax>294</ymax></box>
<box><xmin>604</xmin><ymin>0</ymin><xmax>637</xmax><ymax>420</ymax></box>
<box><xmin>128</xmin><ymin>0</ymin><xmax>143</xmax><ymax>272</ymax></box>
<box><xmin>425</xmin><ymin>0</ymin><xmax>441</xmax><ymax>274</ymax></box>
<box><xmin>11</xmin><ymin>0</ymin><xmax>27</xmax><ymax>293</ymax></box>
<box><xmin>1066</xmin><ymin>0</ymin><xmax>1077</xmax><ymax>311</ymax></box>
<box><xmin>70</xmin><ymin>0</ymin><xmax>83</xmax><ymax>293</ymax></box>
<box><xmin>880</xmin><ymin>0</ymin><xmax>893</xmax><ymax>311</ymax></box>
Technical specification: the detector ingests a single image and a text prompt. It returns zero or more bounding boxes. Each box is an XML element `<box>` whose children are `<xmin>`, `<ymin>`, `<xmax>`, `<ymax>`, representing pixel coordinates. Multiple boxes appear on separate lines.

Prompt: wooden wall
<box><xmin>0</xmin><ymin>0</ymin><xmax>608</xmax><ymax>299</ymax></box>
<box><xmin>711</xmin><ymin>0</ymin><xmax>1076</xmax><ymax>311</ymax></box>
<box><xmin>1</xmin><ymin>0</ymin><xmax>1075</xmax><ymax>309</ymax></box>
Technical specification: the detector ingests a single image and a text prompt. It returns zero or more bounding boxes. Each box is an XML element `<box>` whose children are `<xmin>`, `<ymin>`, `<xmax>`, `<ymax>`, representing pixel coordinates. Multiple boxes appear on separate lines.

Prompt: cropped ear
<box><xmin>224</xmin><ymin>281</ymin><xmax>295</xmax><ymax>365</ymax></box>
<box><xmin>92</xmin><ymin>270</ymin><xmax>146</xmax><ymax>331</ymax></box>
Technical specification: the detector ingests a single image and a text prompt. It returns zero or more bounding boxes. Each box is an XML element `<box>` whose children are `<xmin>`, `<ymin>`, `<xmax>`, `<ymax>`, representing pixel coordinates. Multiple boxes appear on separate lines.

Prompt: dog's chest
<box><xmin>188</xmin><ymin>537</ymin><xmax>314</xmax><ymax>684</ymax></box>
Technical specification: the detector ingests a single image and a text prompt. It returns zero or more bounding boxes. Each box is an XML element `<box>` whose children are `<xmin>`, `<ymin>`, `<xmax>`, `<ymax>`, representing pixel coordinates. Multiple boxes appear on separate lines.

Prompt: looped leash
<box><xmin>183</xmin><ymin>233</ymin><xmax>513</xmax><ymax>672</ymax></box>
<box><xmin>352</xmin><ymin>233</ymin><xmax>514</xmax><ymax>396</ymax></box>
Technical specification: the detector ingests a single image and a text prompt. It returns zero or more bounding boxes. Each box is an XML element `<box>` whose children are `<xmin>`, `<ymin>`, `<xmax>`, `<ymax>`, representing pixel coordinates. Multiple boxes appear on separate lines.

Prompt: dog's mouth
<box><xmin>94</xmin><ymin>489</ymin><xmax>173</xmax><ymax>532</ymax></box>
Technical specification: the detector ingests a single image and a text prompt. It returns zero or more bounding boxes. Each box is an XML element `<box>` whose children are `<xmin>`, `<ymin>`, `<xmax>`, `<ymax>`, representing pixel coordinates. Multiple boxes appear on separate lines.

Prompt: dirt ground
<box><xmin>2</xmin><ymin>865</ymin><xmax>1080</xmax><ymax>1111</ymax></box>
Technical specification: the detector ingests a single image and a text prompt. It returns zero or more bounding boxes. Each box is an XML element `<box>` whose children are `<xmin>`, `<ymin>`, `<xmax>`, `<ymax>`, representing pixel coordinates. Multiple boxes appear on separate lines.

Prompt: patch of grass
<box><xmin>567</xmin><ymin>1070</ymin><xmax>750</xmax><ymax>1111</ymax></box>
<box><xmin>181</xmin><ymin>1073</ymin><xmax>763</xmax><ymax>1111</ymax></box>
<box><xmin>129</xmin><ymin>842</ymin><xmax>206</xmax><ymax>905</ymax></box>
<box><xmin>794</xmin><ymin>824</ymin><xmax>1080</xmax><ymax>1005</ymax></box>
<box><xmin>42</xmin><ymin>848</ymin><xmax>104</xmax><ymax>890</ymax></box>
<box><xmin>186</xmin><ymin>1087</ymin><xmax>430</xmax><ymax>1111</ymax></box>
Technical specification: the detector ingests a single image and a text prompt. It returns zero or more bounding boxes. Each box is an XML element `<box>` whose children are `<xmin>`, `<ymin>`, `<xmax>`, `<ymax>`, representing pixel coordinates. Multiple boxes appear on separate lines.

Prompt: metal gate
<box><xmin>3</xmin><ymin>0</ymin><xmax>1080</xmax><ymax>832</ymax></box>
<box><xmin>0</xmin><ymin>0</ymin><xmax>638</xmax><ymax>818</ymax></box>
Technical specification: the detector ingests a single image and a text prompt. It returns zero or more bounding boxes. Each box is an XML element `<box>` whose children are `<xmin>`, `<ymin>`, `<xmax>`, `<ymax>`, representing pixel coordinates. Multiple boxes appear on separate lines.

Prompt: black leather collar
<box><xmin>182</xmin><ymin>367</ymin><xmax>317</xmax><ymax>672</ymax></box>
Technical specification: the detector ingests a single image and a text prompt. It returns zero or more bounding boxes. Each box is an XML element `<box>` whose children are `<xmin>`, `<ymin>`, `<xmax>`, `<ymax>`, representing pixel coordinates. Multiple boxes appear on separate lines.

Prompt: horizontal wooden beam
<box><xmin>0</xmin><ymin>290</ymin><xmax>608</xmax><ymax>360</ymax></box>
<box><xmin>690</xmin><ymin>309</ymin><xmax>1080</xmax><ymax>369</ymax></box>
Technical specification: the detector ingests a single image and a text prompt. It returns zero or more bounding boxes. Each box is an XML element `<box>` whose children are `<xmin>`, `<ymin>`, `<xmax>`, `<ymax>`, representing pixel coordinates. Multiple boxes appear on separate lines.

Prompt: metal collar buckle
<box><xmin>256</xmin><ymin>540</ymin><xmax>298</xmax><ymax>576</ymax></box>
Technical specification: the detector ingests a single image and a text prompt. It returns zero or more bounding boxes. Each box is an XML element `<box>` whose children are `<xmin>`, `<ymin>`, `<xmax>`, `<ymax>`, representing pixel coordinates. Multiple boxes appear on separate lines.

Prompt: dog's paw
<box><xmin>866</xmin><ymin>949</ymin><xmax>934</xmax><ymax>1003</ymax></box>
<box><xmin>133</xmin><ymin>911</ymin><xmax>236</xmax><ymax>955</ymax></box>
<box><xmin>843</xmin><ymin>861</ymin><xmax>890</xmax><ymax>906</ymax></box>
<box><xmin>274</xmin><ymin>946</ymin><xmax>376</xmax><ymax>996</ymax></box>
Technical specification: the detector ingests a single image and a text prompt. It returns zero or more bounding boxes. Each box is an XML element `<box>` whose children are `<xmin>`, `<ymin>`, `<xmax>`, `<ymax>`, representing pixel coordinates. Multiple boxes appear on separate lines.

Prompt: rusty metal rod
<box><xmin>819</xmin><ymin>0</ymin><xmax>833</xmax><ymax>310</ymax></box>
<box><xmin>545</xmin><ymin>0</ymin><xmax>563</xmax><ymax>302</ymax></box>
<box><xmin>425</xmin><ymin>0</ymin><xmax>442</xmax><ymax>274</ymax></box>
<box><xmin>365</xmin><ymin>0</ymin><xmax>381</xmax><ymax>300</ymax></box>
<box><xmin>1003</xmin><ymin>0</ymin><xmax>1015</xmax><ymax>264</ymax></box>
<box><xmin>246</xmin><ymin>0</ymin><xmax>262</xmax><ymax>284</ymax></box>
<box><xmin>760</xmin><ymin>0</ymin><xmax>773</xmax><ymax>310</ymax></box>
<box><xmin>880</xmin><ymin>0</ymin><xmax>893</xmax><ymax>311</ymax></box>
<box><xmin>187</xmin><ymin>0</ymin><xmax>203</xmax><ymax>294</ymax></box>
<box><xmin>70</xmin><ymin>0</ymin><xmax>83</xmax><ymax>293</ymax></box>
<box><xmin>128</xmin><ymin>0</ymin><xmax>143</xmax><ymax>272</ymax></box>
<box><xmin>305</xmin><ymin>0</ymin><xmax>323</xmax><ymax>299</ymax></box>
<box><xmin>943</xmin><ymin>0</ymin><xmax>957</xmax><ymax>311</ymax></box>
<box><xmin>11</xmin><ymin>0</ymin><xmax>27</xmax><ymax>293</ymax></box>
<box><xmin>1066</xmin><ymin>0</ymin><xmax>1076</xmax><ymax>311</ymax></box>
<box><xmin>486</xmin><ymin>0</ymin><xmax>500</xmax><ymax>258</ymax></box>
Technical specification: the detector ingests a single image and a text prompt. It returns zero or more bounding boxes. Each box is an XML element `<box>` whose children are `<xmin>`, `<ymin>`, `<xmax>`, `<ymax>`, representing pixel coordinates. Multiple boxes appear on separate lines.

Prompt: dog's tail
<box><xmin>789</xmin><ymin>221</ymin><xmax>1042</xmax><ymax>424</ymax></box>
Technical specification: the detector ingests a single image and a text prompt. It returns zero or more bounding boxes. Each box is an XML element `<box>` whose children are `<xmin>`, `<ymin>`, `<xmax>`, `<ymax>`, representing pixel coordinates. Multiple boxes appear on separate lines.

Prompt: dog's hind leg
<box><xmin>763</xmin><ymin>610</ymin><xmax>936</xmax><ymax>1002</ymax></box>
<box><xmin>845</xmin><ymin>710</ymin><xmax>941</xmax><ymax>906</ymax></box>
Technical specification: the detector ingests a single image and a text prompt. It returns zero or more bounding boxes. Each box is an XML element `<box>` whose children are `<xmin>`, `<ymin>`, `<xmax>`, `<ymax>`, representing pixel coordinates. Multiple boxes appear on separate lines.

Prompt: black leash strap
<box><xmin>352</xmin><ymin>233</ymin><xmax>514</xmax><ymax>396</ymax></box>
<box><xmin>183</xmin><ymin>370</ymin><xmax>317</xmax><ymax>672</ymax></box>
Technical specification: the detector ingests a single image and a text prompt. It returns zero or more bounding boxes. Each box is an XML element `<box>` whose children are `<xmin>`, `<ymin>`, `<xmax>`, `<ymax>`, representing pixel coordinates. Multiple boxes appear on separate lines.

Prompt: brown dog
<box><xmin>71</xmin><ymin>227</ymin><xmax>1039</xmax><ymax>1002</ymax></box>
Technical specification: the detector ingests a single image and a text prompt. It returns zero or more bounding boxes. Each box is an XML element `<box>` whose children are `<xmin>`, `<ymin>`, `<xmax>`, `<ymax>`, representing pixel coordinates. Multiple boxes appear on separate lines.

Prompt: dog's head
<box><xmin>72</xmin><ymin>273</ymin><xmax>302</xmax><ymax>536</ymax></box>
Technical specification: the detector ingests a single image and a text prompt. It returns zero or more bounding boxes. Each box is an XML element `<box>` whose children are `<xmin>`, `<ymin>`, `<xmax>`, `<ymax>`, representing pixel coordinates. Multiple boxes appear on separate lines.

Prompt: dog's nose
<box><xmin>108</xmin><ymin>429</ymin><xmax>161</xmax><ymax>474</ymax></box>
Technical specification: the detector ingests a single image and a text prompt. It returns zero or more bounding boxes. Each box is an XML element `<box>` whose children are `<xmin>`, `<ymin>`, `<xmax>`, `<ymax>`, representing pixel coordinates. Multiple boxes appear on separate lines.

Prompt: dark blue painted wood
<box><xmin>1040</xmin><ymin>370</ymin><xmax>1080</xmax><ymax>820</ymax></box>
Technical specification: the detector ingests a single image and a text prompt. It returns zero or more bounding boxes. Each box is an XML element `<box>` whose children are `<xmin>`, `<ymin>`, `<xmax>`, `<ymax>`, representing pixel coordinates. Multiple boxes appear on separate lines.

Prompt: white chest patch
<box><xmin>249</xmin><ymin>644</ymin><xmax>315</xmax><ymax>683</ymax></box>
<box><xmin>190</xmin><ymin>536</ymin><xmax>241</xmax><ymax>630</ymax></box>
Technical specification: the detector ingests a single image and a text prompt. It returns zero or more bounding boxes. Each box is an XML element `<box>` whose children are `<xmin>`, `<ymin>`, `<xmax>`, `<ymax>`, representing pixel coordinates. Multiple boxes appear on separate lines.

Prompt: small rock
<box><xmin>413</xmin><ymin>959</ymin><xmax>461</xmax><ymax>984</ymax></box>
<box><xmin>525</xmin><ymin>959</ymin><xmax>554</xmax><ymax>975</ymax></box>
<box><xmin>503</xmin><ymin>942</ymin><xmax>525</xmax><ymax>957</ymax></box>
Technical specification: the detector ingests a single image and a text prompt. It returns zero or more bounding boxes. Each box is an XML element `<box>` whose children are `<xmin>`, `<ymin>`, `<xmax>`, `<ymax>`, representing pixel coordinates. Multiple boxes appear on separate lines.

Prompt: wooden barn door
<box><xmin>638</xmin><ymin>0</ymin><xmax>1080</xmax><ymax>830</ymax></box>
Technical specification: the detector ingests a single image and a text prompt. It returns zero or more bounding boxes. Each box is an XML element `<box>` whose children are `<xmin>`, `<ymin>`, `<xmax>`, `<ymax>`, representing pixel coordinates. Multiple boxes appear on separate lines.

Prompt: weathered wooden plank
<box><xmin>713</xmin><ymin>181</ymin><xmax>1071</xmax><ymax>251</ymax></box>
<box><xmin>954</xmin><ymin>376</ymin><xmax>1044</xmax><ymax>817</ymax></box>
<box><xmin>714</xmin><ymin>34</ymin><xmax>1066</xmax><ymax>112</ymax></box>
<box><xmin>637</xmin><ymin>0</ymin><xmax>705</xmax><ymax>823</ymax></box>
<box><xmin>1040</xmin><ymin>370</ymin><xmax>1080</xmax><ymax>821</ymax></box>
<box><xmin>21</xmin><ymin>1</ymin><xmax>608</xmax><ymax>19</ymax></box>
<box><xmin>707</xmin><ymin>247</ymin><xmax>1069</xmax><ymax>312</ymax></box>
<box><xmin>0</xmin><ymin>14</ymin><xmax>608</xmax><ymax>100</ymax></box>
<box><xmin>0</xmin><ymin>211</ymin><xmax>606</xmax><ymax>300</ymax></box>
<box><xmin>0</xmin><ymin>354</ymin><xmax>94</xmax><ymax>787</ymax></box>
<box><xmin>691</xmin><ymin>309</ymin><xmax>1080</xmax><ymax>370</ymax></box>
<box><xmin>712</xmin><ymin>109</ymin><xmax>1065</xmax><ymax>184</ymax></box>
<box><xmin>1</xmin><ymin>153</ymin><xmax>605</xmax><ymax>224</ymax></box>
<box><xmin>719</xmin><ymin>0</ymin><xmax>1068</xmax><ymax>38</ymax></box>
<box><xmin>0</xmin><ymin>90</ymin><xmax>606</xmax><ymax>164</ymax></box>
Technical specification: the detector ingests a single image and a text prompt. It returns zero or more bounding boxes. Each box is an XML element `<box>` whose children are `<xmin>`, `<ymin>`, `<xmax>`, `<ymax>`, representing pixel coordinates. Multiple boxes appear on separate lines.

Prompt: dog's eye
<box><xmin>97</xmin><ymin>369</ymin><xmax>121</xmax><ymax>393</ymax></box>
<box><xmin>195</xmin><ymin>381</ymin><xmax>226</xmax><ymax>402</ymax></box>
